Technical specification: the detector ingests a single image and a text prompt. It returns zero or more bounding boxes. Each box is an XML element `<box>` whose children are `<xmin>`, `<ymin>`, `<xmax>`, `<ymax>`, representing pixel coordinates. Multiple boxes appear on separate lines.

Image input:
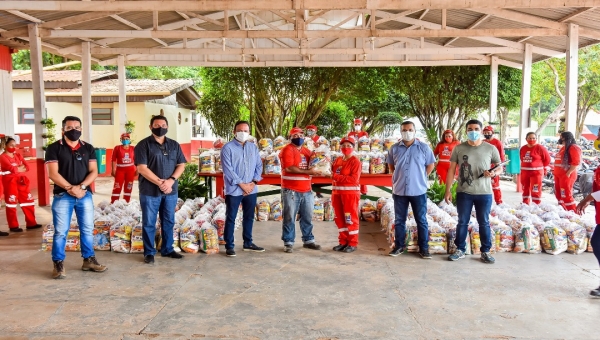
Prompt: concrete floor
<box><xmin>0</xmin><ymin>178</ymin><xmax>599</xmax><ymax>339</ymax></box>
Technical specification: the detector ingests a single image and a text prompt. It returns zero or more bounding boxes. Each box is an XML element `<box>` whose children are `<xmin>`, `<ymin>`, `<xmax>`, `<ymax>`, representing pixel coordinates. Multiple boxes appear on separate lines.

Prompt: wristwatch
<box><xmin>169</xmin><ymin>176</ymin><xmax>177</xmax><ymax>181</ymax></box>
<box><xmin>80</xmin><ymin>184</ymin><xmax>87</xmax><ymax>190</ymax></box>
<box><xmin>252</xmin><ymin>180</ymin><xmax>258</xmax><ymax>184</ymax></box>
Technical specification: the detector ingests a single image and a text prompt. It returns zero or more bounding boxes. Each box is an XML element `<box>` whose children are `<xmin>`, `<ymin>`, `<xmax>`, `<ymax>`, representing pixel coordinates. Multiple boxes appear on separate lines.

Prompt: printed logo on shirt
<box><xmin>335</xmin><ymin>166</ymin><xmax>342</xmax><ymax>174</ymax></box>
<box><xmin>459</xmin><ymin>154</ymin><xmax>474</xmax><ymax>187</ymax></box>
<box><xmin>523</xmin><ymin>151</ymin><xmax>532</xmax><ymax>163</ymax></box>
<box><xmin>8</xmin><ymin>194</ymin><xmax>16</xmax><ymax>203</ymax></box>
<box><xmin>299</xmin><ymin>155</ymin><xmax>308</xmax><ymax>170</ymax></box>
<box><xmin>123</xmin><ymin>153</ymin><xmax>131</xmax><ymax>164</ymax></box>
<box><xmin>345</xmin><ymin>213</ymin><xmax>352</xmax><ymax>224</ymax></box>
<box><xmin>441</xmin><ymin>146</ymin><xmax>451</xmax><ymax>157</ymax></box>
<box><xmin>561</xmin><ymin>188</ymin><xmax>566</xmax><ymax>197</ymax></box>
<box><xmin>532</xmin><ymin>184</ymin><xmax>539</xmax><ymax>193</ymax></box>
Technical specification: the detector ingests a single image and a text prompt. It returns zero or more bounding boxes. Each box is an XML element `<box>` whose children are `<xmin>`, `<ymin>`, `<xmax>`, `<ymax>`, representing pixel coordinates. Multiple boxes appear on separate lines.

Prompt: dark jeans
<box><xmin>455</xmin><ymin>192</ymin><xmax>493</xmax><ymax>253</ymax></box>
<box><xmin>393</xmin><ymin>194</ymin><xmax>429</xmax><ymax>251</ymax></box>
<box><xmin>224</xmin><ymin>193</ymin><xmax>257</xmax><ymax>250</ymax></box>
<box><xmin>140</xmin><ymin>193</ymin><xmax>178</xmax><ymax>256</ymax></box>
<box><xmin>591</xmin><ymin>225</ymin><xmax>600</xmax><ymax>268</ymax></box>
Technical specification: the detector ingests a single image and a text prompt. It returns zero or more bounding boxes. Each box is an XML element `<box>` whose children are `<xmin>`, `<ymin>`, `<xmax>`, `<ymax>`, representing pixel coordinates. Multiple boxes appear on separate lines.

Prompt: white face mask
<box><xmin>401</xmin><ymin>131</ymin><xmax>415</xmax><ymax>141</ymax></box>
<box><xmin>354</xmin><ymin>125</ymin><xmax>361</xmax><ymax>132</ymax></box>
<box><xmin>235</xmin><ymin>131</ymin><xmax>249</xmax><ymax>143</ymax></box>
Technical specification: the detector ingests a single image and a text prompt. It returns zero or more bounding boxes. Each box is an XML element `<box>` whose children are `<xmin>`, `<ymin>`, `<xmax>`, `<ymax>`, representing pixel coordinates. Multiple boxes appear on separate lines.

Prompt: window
<box><xmin>92</xmin><ymin>108</ymin><xmax>113</xmax><ymax>125</ymax></box>
<box><xmin>18</xmin><ymin>108</ymin><xmax>35</xmax><ymax>125</ymax></box>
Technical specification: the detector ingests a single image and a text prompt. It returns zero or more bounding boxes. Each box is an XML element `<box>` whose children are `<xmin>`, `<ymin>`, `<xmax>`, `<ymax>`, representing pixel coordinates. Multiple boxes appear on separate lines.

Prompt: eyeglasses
<box><xmin>74</xmin><ymin>152</ymin><xmax>82</xmax><ymax>161</ymax></box>
<box><xmin>158</xmin><ymin>144</ymin><xmax>168</xmax><ymax>156</ymax></box>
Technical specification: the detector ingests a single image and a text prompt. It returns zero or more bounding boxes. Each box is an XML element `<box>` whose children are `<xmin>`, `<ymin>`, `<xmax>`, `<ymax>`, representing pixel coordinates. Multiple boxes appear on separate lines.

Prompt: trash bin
<box><xmin>504</xmin><ymin>148</ymin><xmax>521</xmax><ymax>175</ymax></box>
<box><xmin>95</xmin><ymin>148</ymin><xmax>106</xmax><ymax>174</ymax></box>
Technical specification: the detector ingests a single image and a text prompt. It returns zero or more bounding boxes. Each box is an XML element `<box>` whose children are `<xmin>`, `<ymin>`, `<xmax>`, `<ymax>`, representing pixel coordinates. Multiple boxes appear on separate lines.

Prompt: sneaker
<box><xmin>226</xmin><ymin>249</ymin><xmax>236</xmax><ymax>257</ymax></box>
<box><xmin>303</xmin><ymin>243</ymin><xmax>321</xmax><ymax>250</ymax></box>
<box><xmin>243</xmin><ymin>244</ymin><xmax>265</xmax><ymax>252</ymax></box>
<box><xmin>52</xmin><ymin>260</ymin><xmax>66</xmax><ymax>279</ymax></box>
<box><xmin>419</xmin><ymin>250</ymin><xmax>432</xmax><ymax>259</ymax></box>
<box><xmin>332</xmin><ymin>244</ymin><xmax>347</xmax><ymax>252</ymax></box>
<box><xmin>590</xmin><ymin>287</ymin><xmax>600</xmax><ymax>297</ymax></box>
<box><xmin>9</xmin><ymin>228</ymin><xmax>23</xmax><ymax>232</ymax></box>
<box><xmin>284</xmin><ymin>245</ymin><xmax>293</xmax><ymax>253</ymax></box>
<box><xmin>0</xmin><ymin>231</ymin><xmax>8</xmax><ymax>237</ymax></box>
<box><xmin>161</xmin><ymin>251</ymin><xmax>184</xmax><ymax>259</ymax></box>
<box><xmin>342</xmin><ymin>246</ymin><xmax>357</xmax><ymax>253</ymax></box>
<box><xmin>144</xmin><ymin>255</ymin><xmax>155</xmax><ymax>264</ymax></box>
<box><xmin>480</xmin><ymin>252</ymin><xmax>496</xmax><ymax>264</ymax></box>
<box><xmin>82</xmin><ymin>256</ymin><xmax>108</xmax><ymax>272</ymax></box>
<box><xmin>26</xmin><ymin>224</ymin><xmax>42</xmax><ymax>230</ymax></box>
<box><xmin>448</xmin><ymin>249</ymin><xmax>465</xmax><ymax>261</ymax></box>
<box><xmin>388</xmin><ymin>247</ymin><xmax>405</xmax><ymax>257</ymax></box>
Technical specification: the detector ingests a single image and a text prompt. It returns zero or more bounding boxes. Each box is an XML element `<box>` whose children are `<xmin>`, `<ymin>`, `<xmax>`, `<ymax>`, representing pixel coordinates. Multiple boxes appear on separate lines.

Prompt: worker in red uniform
<box><xmin>305</xmin><ymin>125</ymin><xmax>320</xmax><ymax>143</ymax></box>
<box><xmin>0</xmin><ymin>137</ymin><xmax>41</xmax><ymax>233</ymax></box>
<box><xmin>347</xmin><ymin>118</ymin><xmax>369</xmax><ymax>195</ymax></box>
<box><xmin>554</xmin><ymin>131</ymin><xmax>581</xmax><ymax>211</ymax></box>
<box><xmin>0</xmin><ymin>139</ymin><xmax>9</xmax><ymax>236</ymax></box>
<box><xmin>111</xmin><ymin>133</ymin><xmax>136</xmax><ymax>203</ymax></box>
<box><xmin>482</xmin><ymin>126</ymin><xmax>505</xmax><ymax>204</ymax></box>
<box><xmin>433</xmin><ymin>129</ymin><xmax>460</xmax><ymax>184</ymax></box>
<box><xmin>328</xmin><ymin>136</ymin><xmax>361</xmax><ymax>253</ymax></box>
<box><xmin>520</xmin><ymin>132</ymin><xmax>551</xmax><ymax>205</ymax></box>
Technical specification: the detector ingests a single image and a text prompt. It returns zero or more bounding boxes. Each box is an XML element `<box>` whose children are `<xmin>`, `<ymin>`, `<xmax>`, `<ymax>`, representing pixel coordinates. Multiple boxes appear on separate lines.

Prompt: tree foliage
<box><xmin>496</xmin><ymin>66</ymin><xmax>523</xmax><ymax>143</ymax></box>
<box><xmin>312</xmin><ymin>101</ymin><xmax>355</xmax><ymax>139</ymax></box>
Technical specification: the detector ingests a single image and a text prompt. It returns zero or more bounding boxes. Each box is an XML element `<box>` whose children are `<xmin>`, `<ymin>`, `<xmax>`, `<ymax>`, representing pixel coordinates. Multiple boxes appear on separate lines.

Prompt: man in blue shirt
<box><xmin>386</xmin><ymin>121</ymin><xmax>436</xmax><ymax>259</ymax></box>
<box><xmin>221</xmin><ymin>120</ymin><xmax>265</xmax><ymax>257</ymax></box>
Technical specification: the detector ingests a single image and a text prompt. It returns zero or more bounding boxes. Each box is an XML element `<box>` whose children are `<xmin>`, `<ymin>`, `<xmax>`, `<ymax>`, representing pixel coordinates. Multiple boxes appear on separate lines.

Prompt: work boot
<box><xmin>26</xmin><ymin>224</ymin><xmax>43</xmax><ymax>230</ymax></box>
<box><xmin>342</xmin><ymin>246</ymin><xmax>357</xmax><ymax>253</ymax></box>
<box><xmin>0</xmin><ymin>231</ymin><xmax>8</xmax><ymax>237</ymax></box>
<box><xmin>144</xmin><ymin>255</ymin><xmax>155</xmax><ymax>264</ymax></box>
<box><xmin>303</xmin><ymin>243</ymin><xmax>321</xmax><ymax>250</ymax></box>
<box><xmin>82</xmin><ymin>256</ymin><xmax>108</xmax><ymax>272</ymax></box>
<box><xmin>332</xmin><ymin>244</ymin><xmax>347</xmax><ymax>252</ymax></box>
<box><xmin>10</xmin><ymin>228</ymin><xmax>23</xmax><ymax>232</ymax></box>
<box><xmin>52</xmin><ymin>260</ymin><xmax>66</xmax><ymax>279</ymax></box>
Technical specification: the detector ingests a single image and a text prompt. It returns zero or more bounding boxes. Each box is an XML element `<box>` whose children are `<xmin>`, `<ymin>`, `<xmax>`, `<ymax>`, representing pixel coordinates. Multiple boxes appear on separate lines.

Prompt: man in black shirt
<box><xmin>45</xmin><ymin>116</ymin><xmax>107</xmax><ymax>279</ymax></box>
<box><xmin>135</xmin><ymin>115</ymin><xmax>187</xmax><ymax>264</ymax></box>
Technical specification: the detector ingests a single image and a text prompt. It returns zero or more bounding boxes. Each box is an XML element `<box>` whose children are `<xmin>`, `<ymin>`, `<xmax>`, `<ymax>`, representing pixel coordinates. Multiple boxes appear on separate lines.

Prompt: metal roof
<box><xmin>1</xmin><ymin>1</ymin><xmax>600</xmax><ymax>68</ymax></box>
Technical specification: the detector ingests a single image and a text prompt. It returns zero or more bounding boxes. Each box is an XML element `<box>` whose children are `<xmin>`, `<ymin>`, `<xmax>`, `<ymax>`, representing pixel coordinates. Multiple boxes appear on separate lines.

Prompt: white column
<box><xmin>81</xmin><ymin>42</ymin><xmax>92</xmax><ymax>142</ymax></box>
<box><xmin>564</xmin><ymin>23</ymin><xmax>579</xmax><ymax>133</ymax></box>
<box><xmin>0</xmin><ymin>70</ymin><xmax>15</xmax><ymax>136</ymax></box>
<box><xmin>490</xmin><ymin>56</ymin><xmax>498</xmax><ymax>124</ymax></box>
<box><xmin>519</xmin><ymin>43</ymin><xmax>533</xmax><ymax>147</ymax></box>
<box><xmin>118</xmin><ymin>55</ymin><xmax>127</xmax><ymax>133</ymax></box>
<box><xmin>28</xmin><ymin>24</ymin><xmax>46</xmax><ymax>157</ymax></box>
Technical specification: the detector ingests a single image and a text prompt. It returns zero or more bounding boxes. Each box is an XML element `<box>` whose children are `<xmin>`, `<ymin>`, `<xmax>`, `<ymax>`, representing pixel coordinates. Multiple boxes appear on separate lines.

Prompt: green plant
<box><xmin>125</xmin><ymin>120</ymin><xmax>135</xmax><ymax>134</ymax></box>
<box><xmin>41</xmin><ymin>117</ymin><xmax>57</xmax><ymax>149</ymax></box>
<box><xmin>177</xmin><ymin>163</ymin><xmax>208</xmax><ymax>201</ymax></box>
<box><xmin>426</xmin><ymin>178</ymin><xmax>457</xmax><ymax>205</ymax></box>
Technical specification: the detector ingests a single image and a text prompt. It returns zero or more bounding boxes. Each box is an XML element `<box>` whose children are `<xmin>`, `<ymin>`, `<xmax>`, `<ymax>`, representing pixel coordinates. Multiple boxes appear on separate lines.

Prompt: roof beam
<box><xmin>472</xmin><ymin>8</ymin><xmax>566</xmax><ymax>30</ymax></box>
<box><xmin>183</xmin><ymin>12</ymin><xmax>225</xmax><ymax>26</ymax></box>
<box><xmin>6</xmin><ymin>10</ymin><xmax>43</xmax><ymax>23</ymax></box>
<box><xmin>558</xmin><ymin>7</ymin><xmax>596</xmax><ymax>22</ymax></box>
<box><xmin>444</xmin><ymin>14</ymin><xmax>490</xmax><ymax>46</ymax></box>
<box><xmin>108</xmin><ymin>59</ymin><xmax>493</xmax><ymax>67</ymax></box>
<box><xmin>375</xmin><ymin>10</ymin><xmax>421</xmax><ymax>25</ymax></box>
<box><xmin>110</xmin><ymin>14</ymin><xmax>168</xmax><ymax>47</ymax></box>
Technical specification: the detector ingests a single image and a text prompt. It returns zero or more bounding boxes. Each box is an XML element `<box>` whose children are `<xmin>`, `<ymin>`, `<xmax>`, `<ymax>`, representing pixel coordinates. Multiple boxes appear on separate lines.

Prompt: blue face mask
<box><xmin>291</xmin><ymin>137</ymin><xmax>304</xmax><ymax>146</ymax></box>
<box><xmin>467</xmin><ymin>131</ymin><xmax>480</xmax><ymax>141</ymax></box>
<box><xmin>122</xmin><ymin>140</ymin><xmax>131</xmax><ymax>145</ymax></box>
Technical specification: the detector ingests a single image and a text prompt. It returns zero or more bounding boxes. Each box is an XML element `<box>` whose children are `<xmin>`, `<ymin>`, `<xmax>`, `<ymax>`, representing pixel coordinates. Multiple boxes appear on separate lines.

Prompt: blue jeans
<box><xmin>140</xmin><ymin>193</ymin><xmax>178</xmax><ymax>256</ymax></box>
<box><xmin>281</xmin><ymin>188</ymin><xmax>315</xmax><ymax>245</ymax></box>
<box><xmin>224</xmin><ymin>194</ymin><xmax>257</xmax><ymax>250</ymax></box>
<box><xmin>51</xmin><ymin>191</ymin><xmax>94</xmax><ymax>261</ymax></box>
<box><xmin>455</xmin><ymin>192</ymin><xmax>493</xmax><ymax>253</ymax></box>
<box><xmin>393</xmin><ymin>194</ymin><xmax>429</xmax><ymax>251</ymax></box>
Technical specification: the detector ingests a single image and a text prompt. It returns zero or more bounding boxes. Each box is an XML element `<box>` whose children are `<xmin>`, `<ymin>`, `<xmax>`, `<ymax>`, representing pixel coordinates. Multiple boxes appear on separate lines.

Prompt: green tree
<box><xmin>496</xmin><ymin>66</ymin><xmax>522</xmax><ymax>143</ymax></box>
<box><xmin>312</xmin><ymin>101</ymin><xmax>354</xmax><ymax>139</ymax></box>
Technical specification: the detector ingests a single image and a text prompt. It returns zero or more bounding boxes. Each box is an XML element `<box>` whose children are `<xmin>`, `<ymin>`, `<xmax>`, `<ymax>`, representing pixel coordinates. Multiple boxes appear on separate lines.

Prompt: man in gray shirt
<box><xmin>444</xmin><ymin>119</ymin><xmax>501</xmax><ymax>264</ymax></box>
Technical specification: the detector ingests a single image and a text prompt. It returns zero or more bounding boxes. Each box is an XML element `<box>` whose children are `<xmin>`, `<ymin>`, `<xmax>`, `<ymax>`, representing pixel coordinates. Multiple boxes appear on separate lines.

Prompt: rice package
<box><xmin>428</xmin><ymin>224</ymin><xmax>447</xmax><ymax>254</ymax></box>
<box><xmin>180</xmin><ymin>220</ymin><xmax>200</xmax><ymax>254</ymax></box>
<box><xmin>257</xmin><ymin>199</ymin><xmax>270</xmax><ymax>221</ymax></box>
<box><xmin>270</xmin><ymin>198</ymin><xmax>283</xmax><ymax>221</ymax></box>
<box><xmin>361</xmin><ymin>199</ymin><xmax>378</xmax><ymax>222</ymax></box>
<box><xmin>513</xmin><ymin>225</ymin><xmax>541</xmax><ymax>253</ymax></box>
<box><xmin>199</xmin><ymin>150</ymin><xmax>215</xmax><ymax>173</ymax></box>
<box><xmin>565</xmin><ymin>223</ymin><xmax>588</xmax><ymax>255</ymax></box>
<box><xmin>358</xmin><ymin>136</ymin><xmax>371</xmax><ymax>152</ymax></box>
<box><xmin>273</xmin><ymin>136</ymin><xmax>288</xmax><ymax>150</ymax></box>
<box><xmin>359</xmin><ymin>151</ymin><xmax>371</xmax><ymax>174</ymax></box>
<box><xmin>130</xmin><ymin>223</ymin><xmax>144</xmax><ymax>253</ymax></box>
<box><xmin>110</xmin><ymin>219</ymin><xmax>133</xmax><ymax>253</ymax></box>
<box><xmin>309</xmin><ymin>145</ymin><xmax>332</xmax><ymax>176</ymax></box>
<box><xmin>313</xmin><ymin>199</ymin><xmax>324</xmax><ymax>221</ymax></box>
<box><xmin>324</xmin><ymin>198</ymin><xmax>335</xmax><ymax>222</ymax></box>
<box><xmin>42</xmin><ymin>224</ymin><xmax>54</xmax><ymax>251</ymax></box>
<box><xmin>370</xmin><ymin>152</ymin><xmax>386</xmax><ymax>174</ymax></box>
<box><xmin>93</xmin><ymin>218</ymin><xmax>111</xmax><ymax>251</ymax></box>
<box><xmin>370</xmin><ymin>138</ymin><xmax>383</xmax><ymax>152</ymax></box>
<box><xmin>200</xmin><ymin>222</ymin><xmax>219</xmax><ymax>254</ymax></box>
<box><xmin>541</xmin><ymin>224</ymin><xmax>568</xmax><ymax>255</ymax></box>
<box><xmin>383</xmin><ymin>137</ymin><xmax>397</xmax><ymax>152</ymax></box>
<box><xmin>259</xmin><ymin>138</ymin><xmax>273</xmax><ymax>151</ymax></box>
<box><xmin>330</xmin><ymin>137</ymin><xmax>341</xmax><ymax>152</ymax></box>
<box><xmin>264</xmin><ymin>151</ymin><xmax>282</xmax><ymax>175</ymax></box>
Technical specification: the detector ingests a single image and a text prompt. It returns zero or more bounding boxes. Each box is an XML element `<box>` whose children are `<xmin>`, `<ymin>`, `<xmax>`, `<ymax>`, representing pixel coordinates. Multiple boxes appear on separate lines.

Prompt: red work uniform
<box><xmin>111</xmin><ymin>145</ymin><xmax>136</xmax><ymax>203</ymax></box>
<box><xmin>520</xmin><ymin>144</ymin><xmax>551</xmax><ymax>205</ymax></box>
<box><xmin>592</xmin><ymin>167</ymin><xmax>600</xmax><ymax>224</ymax></box>
<box><xmin>331</xmin><ymin>155</ymin><xmax>361</xmax><ymax>247</ymax></box>
<box><xmin>554</xmin><ymin>144</ymin><xmax>581</xmax><ymax>211</ymax></box>
<box><xmin>347</xmin><ymin>131</ymin><xmax>369</xmax><ymax>194</ymax></box>
<box><xmin>279</xmin><ymin>143</ymin><xmax>312</xmax><ymax>192</ymax></box>
<box><xmin>483</xmin><ymin>137</ymin><xmax>505</xmax><ymax>204</ymax></box>
<box><xmin>433</xmin><ymin>141</ymin><xmax>460</xmax><ymax>184</ymax></box>
<box><xmin>0</xmin><ymin>152</ymin><xmax>38</xmax><ymax>229</ymax></box>
<box><xmin>310</xmin><ymin>135</ymin><xmax>320</xmax><ymax>143</ymax></box>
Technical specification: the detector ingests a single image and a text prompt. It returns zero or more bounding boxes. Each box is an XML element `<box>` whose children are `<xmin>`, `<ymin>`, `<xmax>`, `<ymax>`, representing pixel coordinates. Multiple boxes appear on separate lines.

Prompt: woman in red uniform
<box><xmin>0</xmin><ymin>137</ymin><xmax>41</xmax><ymax>232</ymax></box>
<box><xmin>110</xmin><ymin>133</ymin><xmax>136</xmax><ymax>203</ymax></box>
<box><xmin>328</xmin><ymin>136</ymin><xmax>361</xmax><ymax>253</ymax></box>
<box><xmin>554</xmin><ymin>131</ymin><xmax>581</xmax><ymax>211</ymax></box>
<box><xmin>433</xmin><ymin>129</ymin><xmax>460</xmax><ymax>184</ymax></box>
<box><xmin>520</xmin><ymin>132</ymin><xmax>551</xmax><ymax>205</ymax></box>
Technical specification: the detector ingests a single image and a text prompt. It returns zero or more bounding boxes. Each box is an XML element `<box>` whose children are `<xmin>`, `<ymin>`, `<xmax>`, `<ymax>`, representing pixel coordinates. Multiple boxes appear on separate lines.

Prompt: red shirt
<box><xmin>434</xmin><ymin>141</ymin><xmax>460</xmax><ymax>162</ymax></box>
<box><xmin>332</xmin><ymin>156</ymin><xmax>361</xmax><ymax>194</ymax></box>
<box><xmin>520</xmin><ymin>144</ymin><xmax>550</xmax><ymax>171</ymax></box>
<box><xmin>348</xmin><ymin>131</ymin><xmax>369</xmax><ymax>141</ymax></box>
<box><xmin>0</xmin><ymin>152</ymin><xmax>28</xmax><ymax>179</ymax></box>
<box><xmin>483</xmin><ymin>138</ymin><xmax>505</xmax><ymax>162</ymax></box>
<box><xmin>310</xmin><ymin>135</ymin><xmax>320</xmax><ymax>143</ymax></box>
<box><xmin>554</xmin><ymin>144</ymin><xmax>581</xmax><ymax>174</ymax></box>
<box><xmin>592</xmin><ymin>167</ymin><xmax>600</xmax><ymax>224</ymax></box>
<box><xmin>280</xmin><ymin>143</ymin><xmax>312</xmax><ymax>192</ymax></box>
<box><xmin>112</xmin><ymin>145</ymin><xmax>135</xmax><ymax>167</ymax></box>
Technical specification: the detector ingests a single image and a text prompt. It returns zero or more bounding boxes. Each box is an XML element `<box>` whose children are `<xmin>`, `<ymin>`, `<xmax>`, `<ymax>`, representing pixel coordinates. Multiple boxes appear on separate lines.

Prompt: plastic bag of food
<box><xmin>179</xmin><ymin>219</ymin><xmax>200</xmax><ymax>253</ymax></box>
<box><xmin>309</xmin><ymin>145</ymin><xmax>332</xmax><ymax>176</ymax></box>
<box><xmin>264</xmin><ymin>151</ymin><xmax>282</xmax><ymax>175</ymax></box>
<box><xmin>370</xmin><ymin>138</ymin><xmax>383</xmax><ymax>152</ymax></box>
<box><xmin>130</xmin><ymin>223</ymin><xmax>144</xmax><ymax>253</ymax></box>
<box><xmin>199</xmin><ymin>222</ymin><xmax>219</xmax><ymax>254</ymax></box>
<box><xmin>199</xmin><ymin>150</ymin><xmax>215</xmax><ymax>173</ymax></box>
<box><xmin>172</xmin><ymin>224</ymin><xmax>181</xmax><ymax>252</ymax></box>
<box><xmin>110</xmin><ymin>219</ymin><xmax>133</xmax><ymax>253</ymax></box>
<box><xmin>358</xmin><ymin>136</ymin><xmax>371</xmax><ymax>152</ymax></box>
<box><xmin>65</xmin><ymin>229</ymin><xmax>81</xmax><ymax>252</ymax></box>
<box><xmin>42</xmin><ymin>224</ymin><xmax>54</xmax><ymax>251</ymax></box>
<box><xmin>428</xmin><ymin>223</ymin><xmax>447</xmax><ymax>254</ymax></box>
<box><xmin>564</xmin><ymin>223</ymin><xmax>588</xmax><ymax>255</ymax></box>
<box><xmin>330</xmin><ymin>137</ymin><xmax>341</xmax><ymax>152</ymax></box>
<box><xmin>492</xmin><ymin>224</ymin><xmax>514</xmax><ymax>252</ymax></box>
<box><xmin>513</xmin><ymin>225</ymin><xmax>541</xmax><ymax>253</ymax></box>
<box><xmin>313</xmin><ymin>199</ymin><xmax>324</xmax><ymax>221</ymax></box>
<box><xmin>330</xmin><ymin>151</ymin><xmax>342</xmax><ymax>165</ymax></box>
<box><xmin>447</xmin><ymin>228</ymin><xmax>471</xmax><ymax>255</ymax></box>
<box><xmin>270</xmin><ymin>198</ymin><xmax>283</xmax><ymax>221</ymax></box>
<box><xmin>256</xmin><ymin>199</ymin><xmax>270</xmax><ymax>221</ymax></box>
<box><xmin>323</xmin><ymin>198</ymin><xmax>335</xmax><ymax>221</ymax></box>
<box><xmin>211</xmin><ymin>209</ymin><xmax>226</xmax><ymax>244</ymax></box>
<box><xmin>376</xmin><ymin>198</ymin><xmax>388</xmax><ymax>219</ymax></box>
<box><xmin>359</xmin><ymin>151</ymin><xmax>370</xmax><ymax>174</ymax></box>
<box><xmin>541</xmin><ymin>224</ymin><xmax>568</xmax><ymax>255</ymax></box>
<box><xmin>316</xmin><ymin>136</ymin><xmax>329</xmax><ymax>148</ymax></box>
<box><xmin>361</xmin><ymin>199</ymin><xmax>378</xmax><ymax>222</ymax></box>
<box><xmin>304</xmin><ymin>138</ymin><xmax>315</xmax><ymax>151</ymax></box>
<box><xmin>370</xmin><ymin>152</ymin><xmax>386</xmax><ymax>174</ymax></box>
<box><xmin>405</xmin><ymin>222</ymin><xmax>419</xmax><ymax>253</ymax></box>
<box><xmin>383</xmin><ymin>137</ymin><xmax>397</xmax><ymax>152</ymax></box>
<box><xmin>93</xmin><ymin>217</ymin><xmax>112</xmax><ymax>251</ymax></box>
<box><xmin>259</xmin><ymin>138</ymin><xmax>273</xmax><ymax>151</ymax></box>
<box><xmin>214</xmin><ymin>152</ymin><xmax>222</xmax><ymax>173</ymax></box>
<box><xmin>273</xmin><ymin>136</ymin><xmax>287</xmax><ymax>150</ymax></box>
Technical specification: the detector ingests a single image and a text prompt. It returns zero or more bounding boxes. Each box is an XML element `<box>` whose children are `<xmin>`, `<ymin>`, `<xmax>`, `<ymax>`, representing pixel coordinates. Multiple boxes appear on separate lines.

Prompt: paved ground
<box><xmin>0</xmin><ymin>178</ymin><xmax>598</xmax><ymax>339</ymax></box>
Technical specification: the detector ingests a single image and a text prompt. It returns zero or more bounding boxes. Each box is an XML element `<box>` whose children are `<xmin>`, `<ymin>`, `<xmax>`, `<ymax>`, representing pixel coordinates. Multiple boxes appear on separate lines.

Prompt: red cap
<box><xmin>289</xmin><ymin>127</ymin><xmax>303</xmax><ymax>136</ymax></box>
<box><xmin>483</xmin><ymin>126</ymin><xmax>494</xmax><ymax>133</ymax></box>
<box><xmin>340</xmin><ymin>136</ymin><xmax>355</xmax><ymax>146</ymax></box>
<box><xmin>306</xmin><ymin>125</ymin><xmax>317</xmax><ymax>131</ymax></box>
<box><xmin>353</xmin><ymin>118</ymin><xmax>362</xmax><ymax>125</ymax></box>
<box><xmin>120</xmin><ymin>133</ymin><xmax>130</xmax><ymax>139</ymax></box>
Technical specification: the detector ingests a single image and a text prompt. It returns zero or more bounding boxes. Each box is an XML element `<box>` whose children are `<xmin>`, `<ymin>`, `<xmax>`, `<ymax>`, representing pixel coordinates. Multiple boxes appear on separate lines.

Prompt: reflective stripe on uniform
<box><xmin>438</xmin><ymin>159</ymin><xmax>450</xmax><ymax>162</ymax></box>
<box><xmin>5</xmin><ymin>204</ymin><xmax>18</xmax><ymax>208</ymax></box>
<box><xmin>116</xmin><ymin>164</ymin><xmax>135</xmax><ymax>167</ymax></box>
<box><xmin>348</xmin><ymin>230</ymin><xmax>359</xmax><ymax>235</ymax></box>
<box><xmin>338</xmin><ymin>228</ymin><xmax>348</xmax><ymax>232</ymax></box>
<box><xmin>123</xmin><ymin>193</ymin><xmax>131</xmax><ymax>196</ymax></box>
<box><xmin>19</xmin><ymin>203</ymin><xmax>35</xmax><ymax>207</ymax></box>
<box><xmin>332</xmin><ymin>186</ymin><xmax>360</xmax><ymax>191</ymax></box>
<box><xmin>522</xmin><ymin>196</ymin><xmax>531</xmax><ymax>199</ymax></box>
<box><xmin>281</xmin><ymin>176</ymin><xmax>310</xmax><ymax>181</ymax></box>
<box><xmin>521</xmin><ymin>167</ymin><xmax>544</xmax><ymax>171</ymax></box>
<box><xmin>111</xmin><ymin>194</ymin><xmax>120</xmax><ymax>196</ymax></box>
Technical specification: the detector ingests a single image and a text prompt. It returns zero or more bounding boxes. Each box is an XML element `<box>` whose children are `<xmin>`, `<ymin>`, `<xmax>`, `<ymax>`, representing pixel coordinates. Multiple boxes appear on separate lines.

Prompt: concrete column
<box><xmin>28</xmin><ymin>23</ymin><xmax>50</xmax><ymax>206</ymax></box>
<box><xmin>519</xmin><ymin>43</ymin><xmax>533</xmax><ymax>148</ymax></box>
<box><xmin>81</xmin><ymin>41</ymin><xmax>92</xmax><ymax>142</ymax></box>
<box><xmin>490</xmin><ymin>56</ymin><xmax>498</xmax><ymax>124</ymax></box>
<box><xmin>118</xmin><ymin>55</ymin><xmax>127</xmax><ymax>133</ymax></box>
<box><xmin>0</xmin><ymin>70</ymin><xmax>15</xmax><ymax>136</ymax></box>
<box><xmin>564</xmin><ymin>23</ymin><xmax>579</xmax><ymax>133</ymax></box>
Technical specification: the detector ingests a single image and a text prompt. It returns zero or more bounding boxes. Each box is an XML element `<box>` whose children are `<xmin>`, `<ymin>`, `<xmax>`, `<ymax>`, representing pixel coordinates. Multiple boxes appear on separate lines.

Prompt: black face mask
<box><xmin>64</xmin><ymin>129</ymin><xmax>81</xmax><ymax>142</ymax></box>
<box><xmin>483</xmin><ymin>134</ymin><xmax>492</xmax><ymax>140</ymax></box>
<box><xmin>152</xmin><ymin>127</ymin><xmax>168</xmax><ymax>137</ymax></box>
